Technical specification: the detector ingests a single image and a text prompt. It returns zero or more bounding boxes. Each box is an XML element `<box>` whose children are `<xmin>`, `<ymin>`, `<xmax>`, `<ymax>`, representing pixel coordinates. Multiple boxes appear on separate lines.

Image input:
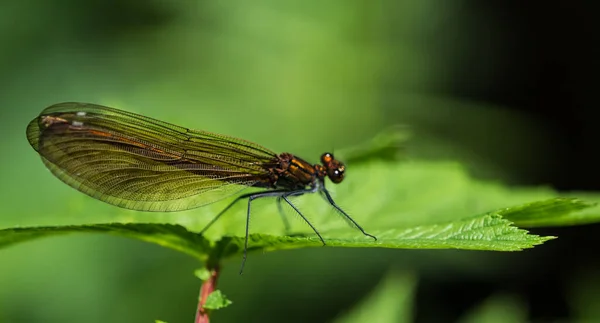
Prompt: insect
<box><xmin>26</xmin><ymin>102</ymin><xmax>377</xmax><ymax>273</ymax></box>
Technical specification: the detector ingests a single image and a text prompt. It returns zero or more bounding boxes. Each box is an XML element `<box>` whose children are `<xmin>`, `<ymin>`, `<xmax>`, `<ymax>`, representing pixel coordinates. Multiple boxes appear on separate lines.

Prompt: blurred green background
<box><xmin>1</xmin><ymin>1</ymin><xmax>598</xmax><ymax>322</ymax></box>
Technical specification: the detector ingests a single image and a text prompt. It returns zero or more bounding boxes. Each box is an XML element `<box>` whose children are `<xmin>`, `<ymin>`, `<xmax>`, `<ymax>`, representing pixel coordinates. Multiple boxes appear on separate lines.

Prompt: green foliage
<box><xmin>501</xmin><ymin>198</ymin><xmax>599</xmax><ymax>227</ymax></box>
<box><xmin>2</xmin><ymin>1</ymin><xmax>597</xmax><ymax>322</ymax></box>
<box><xmin>1</xmin><ymin>130</ymin><xmax>600</xmax><ymax>264</ymax></box>
<box><xmin>194</xmin><ymin>268</ymin><xmax>212</xmax><ymax>281</ymax></box>
<box><xmin>0</xmin><ymin>196</ymin><xmax>586</xmax><ymax>262</ymax></box>
<box><xmin>334</xmin><ymin>270</ymin><xmax>416</xmax><ymax>323</ymax></box>
<box><xmin>458</xmin><ymin>293</ymin><xmax>527</xmax><ymax>323</ymax></box>
<box><xmin>0</xmin><ymin>223</ymin><xmax>210</xmax><ymax>260</ymax></box>
<box><xmin>2</xmin><ymin>128</ymin><xmax>600</xmax><ymax>319</ymax></box>
<box><xmin>336</xmin><ymin>125</ymin><xmax>411</xmax><ymax>165</ymax></box>
<box><xmin>334</xmin><ymin>271</ymin><xmax>528</xmax><ymax>323</ymax></box>
<box><xmin>203</xmin><ymin>291</ymin><xmax>233</xmax><ymax>310</ymax></box>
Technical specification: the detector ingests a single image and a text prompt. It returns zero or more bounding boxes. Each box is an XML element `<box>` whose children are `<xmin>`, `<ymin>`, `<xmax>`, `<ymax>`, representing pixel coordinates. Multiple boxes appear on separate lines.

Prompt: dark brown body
<box><xmin>256</xmin><ymin>153</ymin><xmax>321</xmax><ymax>191</ymax></box>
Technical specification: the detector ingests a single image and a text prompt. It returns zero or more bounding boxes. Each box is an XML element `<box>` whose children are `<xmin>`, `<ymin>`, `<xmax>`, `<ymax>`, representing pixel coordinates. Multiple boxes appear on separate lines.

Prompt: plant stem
<box><xmin>195</xmin><ymin>265</ymin><xmax>220</xmax><ymax>323</ymax></box>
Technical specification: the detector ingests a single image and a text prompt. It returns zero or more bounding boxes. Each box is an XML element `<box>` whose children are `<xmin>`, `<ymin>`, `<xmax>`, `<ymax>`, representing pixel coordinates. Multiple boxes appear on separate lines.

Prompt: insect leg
<box><xmin>281</xmin><ymin>195</ymin><xmax>326</xmax><ymax>246</ymax></box>
<box><xmin>321</xmin><ymin>189</ymin><xmax>377</xmax><ymax>241</ymax></box>
<box><xmin>276</xmin><ymin>196</ymin><xmax>292</xmax><ymax>233</ymax></box>
<box><xmin>198</xmin><ymin>192</ymin><xmax>254</xmax><ymax>236</ymax></box>
<box><xmin>238</xmin><ymin>190</ymin><xmax>292</xmax><ymax>275</ymax></box>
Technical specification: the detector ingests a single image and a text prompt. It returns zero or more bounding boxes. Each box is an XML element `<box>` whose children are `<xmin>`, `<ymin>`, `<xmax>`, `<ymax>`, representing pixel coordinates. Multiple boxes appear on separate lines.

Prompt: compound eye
<box><xmin>328</xmin><ymin>165</ymin><xmax>345</xmax><ymax>184</ymax></box>
<box><xmin>321</xmin><ymin>153</ymin><xmax>333</xmax><ymax>164</ymax></box>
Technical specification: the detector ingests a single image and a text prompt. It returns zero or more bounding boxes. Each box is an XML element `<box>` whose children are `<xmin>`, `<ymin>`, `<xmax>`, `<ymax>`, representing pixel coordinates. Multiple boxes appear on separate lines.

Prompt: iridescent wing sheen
<box><xmin>26</xmin><ymin>102</ymin><xmax>280</xmax><ymax>212</ymax></box>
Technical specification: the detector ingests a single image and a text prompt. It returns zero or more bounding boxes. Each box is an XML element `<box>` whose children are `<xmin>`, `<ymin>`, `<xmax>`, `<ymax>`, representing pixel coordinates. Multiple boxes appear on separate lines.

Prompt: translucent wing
<box><xmin>26</xmin><ymin>102</ymin><xmax>280</xmax><ymax>212</ymax></box>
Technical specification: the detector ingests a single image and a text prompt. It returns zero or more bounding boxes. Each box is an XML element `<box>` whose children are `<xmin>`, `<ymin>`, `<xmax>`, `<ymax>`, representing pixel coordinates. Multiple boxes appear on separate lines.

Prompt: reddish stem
<box><xmin>195</xmin><ymin>265</ymin><xmax>220</xmax><ymax>323</ymax></box>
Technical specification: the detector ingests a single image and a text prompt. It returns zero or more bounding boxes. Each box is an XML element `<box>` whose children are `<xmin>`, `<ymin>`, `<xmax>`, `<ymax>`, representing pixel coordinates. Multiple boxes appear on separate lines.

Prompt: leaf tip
<box><xmin>203</xmin><ymin>290</ymin><xmax>233</xmax><ymax>310</ymax></box>
<box><xmin>194</xmin><ymin>268</ymin><xmax>212</xmax><ymax>281</ymax></box>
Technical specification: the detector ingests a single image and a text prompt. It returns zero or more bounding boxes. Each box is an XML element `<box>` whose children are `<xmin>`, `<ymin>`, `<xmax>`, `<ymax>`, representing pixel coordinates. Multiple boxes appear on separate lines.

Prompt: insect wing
<box><xmin>26</xmin><ymin>102</ymin><xmax>278</xmax><ymax>212</ymax></box>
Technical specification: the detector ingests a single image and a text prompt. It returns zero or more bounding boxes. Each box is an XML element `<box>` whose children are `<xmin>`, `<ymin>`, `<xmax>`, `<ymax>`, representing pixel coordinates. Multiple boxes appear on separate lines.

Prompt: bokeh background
<box><xmin>1</xmin><ymin>1</ymin><xmax>599</xmax><ymax>322</ymax></box>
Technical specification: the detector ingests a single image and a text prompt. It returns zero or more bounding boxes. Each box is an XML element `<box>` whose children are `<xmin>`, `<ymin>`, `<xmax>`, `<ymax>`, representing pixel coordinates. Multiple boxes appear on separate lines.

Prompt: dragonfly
<box><xmin>26</xmin><ymin>102</ymin><xmax>377</xmax><ymax>273</ymax></box>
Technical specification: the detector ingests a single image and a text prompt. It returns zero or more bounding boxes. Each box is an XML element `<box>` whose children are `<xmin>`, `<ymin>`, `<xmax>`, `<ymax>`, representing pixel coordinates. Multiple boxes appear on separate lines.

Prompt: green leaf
<box><xmin>213</xmin><ymin>212</ymin><xmax>553</xmax><ymax>257</ymax></box>
<box><xmin>0</xmin><ymin>210</ymin><xmax>553</xmax><ymax>263</ymax></box>
<box><xmin>203</xmin><ymin>290</ymin><xmax>232</xmax><ymax>310</ymax></box>
<box><xmin>333</xmin><ymin>270</ymin><xmax>416</xmax><ymax>323</ymax></box>
<box><xmin>458</xmin><ymin>293</ymin><xmax>527</xmax><ymax>323</ymax></box>
<box><xmin>500</xmin><ymin>198</ymin><xmax>600</xmax><ymax>227</ymax></box>
<box><xmin>3</xmin><ymin>129</ymin><xmax>600</xmax><ymax>263</ymax></box>
<box><xmin>194</xmin><ymin>268</ymin><xmax>212</xmax><ymax>281</ymax></box>
<box><xmin>336</xmin><ymin>125</ymin><xmax>411</xmax><ymax>165</ymax></box>
<box><xmin>0</xmin><ymin>224</ymin><xmax>210</xmax><ymax>261</ymax></box>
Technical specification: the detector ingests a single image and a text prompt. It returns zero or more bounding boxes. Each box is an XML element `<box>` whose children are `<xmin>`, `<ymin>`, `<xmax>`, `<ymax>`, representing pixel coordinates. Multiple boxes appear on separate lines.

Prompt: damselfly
<box><xmin>26</xmin><ymin>102</ymin><xmax>377</xmax><ymax>273</ymax></box>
